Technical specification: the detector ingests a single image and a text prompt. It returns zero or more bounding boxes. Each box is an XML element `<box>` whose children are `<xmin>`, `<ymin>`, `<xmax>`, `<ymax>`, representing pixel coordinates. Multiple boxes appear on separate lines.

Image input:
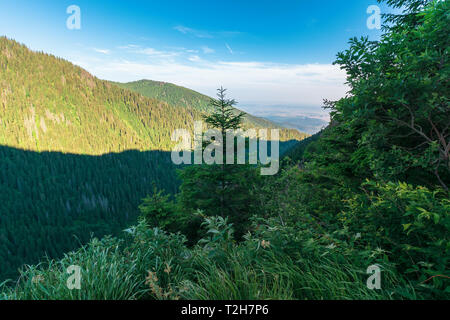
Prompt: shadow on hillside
<box><xmin>0</xmin><ymin>146</ymin><xmax>180</xmax><ymax>281</ymax></box>
<box><xmin>0</xmin><ymin>140</ymin><xmax>299</xmax><ymax>281</ymax></box>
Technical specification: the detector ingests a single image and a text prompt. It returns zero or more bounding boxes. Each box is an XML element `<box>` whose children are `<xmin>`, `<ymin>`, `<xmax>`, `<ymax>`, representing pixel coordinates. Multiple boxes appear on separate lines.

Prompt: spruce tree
<box><xmin>178</xmin><ymin>88</ymin><xmax>258</xmax><ymax>239</ymax></box>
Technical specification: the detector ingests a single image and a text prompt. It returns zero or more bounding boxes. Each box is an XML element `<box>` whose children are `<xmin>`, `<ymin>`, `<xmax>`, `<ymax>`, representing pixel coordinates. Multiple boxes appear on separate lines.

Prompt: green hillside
<box><xmin>113</xmin><ymin>79</ymin><xmax>303</xmax><ymax>132</ymax></box>
<box><xmin>0</xmin><ymin>40</ymin><xmax>207</xmax><ymax>154</ymax></box>
<box><xmin>112</xmin><ymin>80</ymin><xmax>213</xmax><ymax>113</ymax></box>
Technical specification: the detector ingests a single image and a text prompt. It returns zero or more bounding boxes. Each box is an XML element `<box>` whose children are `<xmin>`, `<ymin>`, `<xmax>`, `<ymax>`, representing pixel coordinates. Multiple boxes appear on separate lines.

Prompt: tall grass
<box><xmin>180</xmin><ymin>249</ymin><xmax>413</xmax><ymax>300</ymax></box>
<box><xmin>1</xmin><ymin>237</ymin><xmax>150</xmax><ymax>300</ymax></box>
<box><xmin>0</xmin><ymin>219</ymin><xmax>430</xmax><ymax>300</ymax></box>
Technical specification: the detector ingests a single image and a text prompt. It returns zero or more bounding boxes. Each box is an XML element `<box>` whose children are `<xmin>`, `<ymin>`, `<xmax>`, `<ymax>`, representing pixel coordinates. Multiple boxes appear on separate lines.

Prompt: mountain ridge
<box><xmin>0</xmin><ymin>36</ymin><xmax>305</xmax><ymax>156</ymax></box>
<box><xmin>112</xmin><ymin>79</ymin><xmax>305</xmax><ymax>132</ymax></box>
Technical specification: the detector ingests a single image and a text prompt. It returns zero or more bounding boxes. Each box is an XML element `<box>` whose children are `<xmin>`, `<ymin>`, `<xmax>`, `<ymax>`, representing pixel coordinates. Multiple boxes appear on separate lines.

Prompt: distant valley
<box><xmin>240</xmin><ymin>105</ymin><xmax>329</xmax><ymax>134</ymax></box>
<box><xmin>262</xmin><ymin>115</ymin><xmax>328</xmax><ymax>135</ymax></box>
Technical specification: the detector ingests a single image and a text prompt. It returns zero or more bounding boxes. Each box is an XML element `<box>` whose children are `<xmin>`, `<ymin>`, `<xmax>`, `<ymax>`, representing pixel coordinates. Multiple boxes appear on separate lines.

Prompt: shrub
<box><xmin>340</xmin><ymin>181</ymin><xmax>450</xmax><ymax>298</ymax></box>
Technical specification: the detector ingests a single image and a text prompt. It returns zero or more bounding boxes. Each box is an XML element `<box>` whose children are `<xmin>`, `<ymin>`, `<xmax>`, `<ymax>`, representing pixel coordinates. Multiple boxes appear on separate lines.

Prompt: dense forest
<box><xmin>0</xmin><ymin>0</ymin><xmax>449</xmax><ymax>300</ymax></box>
<box><xmin>113</xmin><ymin>79</ymin><xmax>216</xmax><ymax>113</ymax></box>
<box><xmin>0</xmin><ymin>37</ymin><xmax>305</xmax><ymax>281</ymax></box>
<box><xmin>113</xmin><ymin>79</ymin><xmax>298</xmax><ymax>131</ymax></box>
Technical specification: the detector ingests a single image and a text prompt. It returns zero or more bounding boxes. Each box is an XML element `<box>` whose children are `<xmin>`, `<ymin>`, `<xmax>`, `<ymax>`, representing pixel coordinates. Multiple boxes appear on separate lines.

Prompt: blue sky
<box><xmin>0</xmin><ymin>0</ymin><xmax>396</xmax><ymax>113</ymax></box>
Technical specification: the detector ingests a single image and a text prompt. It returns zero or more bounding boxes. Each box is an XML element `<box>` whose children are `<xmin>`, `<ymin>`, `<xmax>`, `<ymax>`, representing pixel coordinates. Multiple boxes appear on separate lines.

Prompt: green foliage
<box><xmin>0</xmin><ymin>221</ymin><xmax>190</xmax><ymax>300</ymax></box>
<box><xmin>0</xmin><ymin>215</ymin><xmax>411</xmax><ymax>300</ymax></box>
<box><xmin>139</xmin><ymin>186</ymin><xmax>179</xmax><ymax>232</ymax></box>
<box><xmin>250</xmin><ymin>0</ymin><xmax>450</xmax><ymax>298</ymax></box>
<box><xmin>331</xmin><ymin>0</ymin><xmax>449</xmax><ymax>190</ymax></box>
<box><xmin>203</xmin><ymin>87</ymin><xmax>245</xmax><ymax>131</ymax></box>
<box><xmin>253</xmin><ymin>167</ymin><xmax>449</xmax><ymax>298</ymax></box>
<box><xmin>177</xmin><ymin>88</ymin><xmax>260</xmax><ymax>239</ymax></box>
<box><xmin>340</xmin><ymin>181</ymin><xmax>449</xmax><ymax>294</ymax></box>
<box><xmin>283</xmin><ymin>130</ymin><xmax>322</xmax><ymax>165</ymax></box>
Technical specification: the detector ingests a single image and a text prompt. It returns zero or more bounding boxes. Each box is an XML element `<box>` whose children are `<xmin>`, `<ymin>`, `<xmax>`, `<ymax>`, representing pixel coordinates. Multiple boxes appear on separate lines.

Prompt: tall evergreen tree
<box><xmin>178</xmin><ymin>88</ymin><xmax>258</xmax><ymax>239</ymax></box>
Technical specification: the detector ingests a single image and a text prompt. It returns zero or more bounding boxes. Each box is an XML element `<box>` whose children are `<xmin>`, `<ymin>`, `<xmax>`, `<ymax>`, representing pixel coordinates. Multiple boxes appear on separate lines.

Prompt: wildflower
<box><xmin>261</xmin><ymin>240</ymin><xmax>271</xmax><ymax>249</ymax></box>
<box><xmin>32</xmin><ymin>275</ymin><xmax>44</xmax><ymax>284</ymax></box>
<box><xmin>146</xmin><ymin>271</ymin><xmax>163</xmax><ymax>297</ymax></box>
<box><xmin>145</xmin><ymin>271</ymin><xmax>158</xmax><ymax>285</ymax></box>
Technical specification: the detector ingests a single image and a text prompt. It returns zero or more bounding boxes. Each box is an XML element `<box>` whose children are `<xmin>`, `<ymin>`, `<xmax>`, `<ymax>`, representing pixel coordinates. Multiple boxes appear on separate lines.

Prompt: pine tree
<box><xmin>178</xmin><ymin>88</ymin><xmax>258</xmax><ymax>239</ymax></box>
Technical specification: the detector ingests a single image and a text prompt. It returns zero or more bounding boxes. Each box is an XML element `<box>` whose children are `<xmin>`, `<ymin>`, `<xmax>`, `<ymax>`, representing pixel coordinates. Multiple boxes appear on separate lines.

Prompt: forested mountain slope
<box><xmin>0</xmin><ymin>37</ymin><xmax>304</xmax><ymax>281</ymax></box>
<box><xmin>113</xmin><ymin>80</ymin><xmax>304</xmax><ymax>131</ymax></box>
<box><xmin>112</xmin><ymin>80</ymin><xmax>215</xmax><ymax>113</ymax></box>
<box><xmin>0</xmin><ymin>40</ymin><xmax>206</xmax><ymax>154</ymax></box>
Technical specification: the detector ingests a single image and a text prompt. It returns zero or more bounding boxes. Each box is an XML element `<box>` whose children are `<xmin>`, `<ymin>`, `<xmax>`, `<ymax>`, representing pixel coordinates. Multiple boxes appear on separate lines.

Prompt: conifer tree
<box><xmin>178</xmin><ymin>88</ymin><xmax>258</xmax><ymax>239</ymax></box>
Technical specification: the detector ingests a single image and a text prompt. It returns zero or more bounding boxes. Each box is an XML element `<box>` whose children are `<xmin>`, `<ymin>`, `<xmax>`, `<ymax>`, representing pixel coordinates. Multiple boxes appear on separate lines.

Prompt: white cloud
<box><xmin>174</xmin><ymin>25</ymin><xmax>213</xmax><ymax>38</ymax></box>
<box><xmin>117</xmin><ymin>44</ymin><xmax>140</xmax><ymax>50</ymax></box>
<box><xmin>133</xmin><ymin>47</ymin><xmax>181</xmax><ymax>59</ymax></box>
<box><xmin>174</xmin><ymin>25</ymin><xmax>242</xmax><ymax>39</ymax></box>
<box><xmin>93</xmin><ymin>48</ymin><xmax>111</xmax><ymax>55</ymax></box>
<box><xmin>119</xmin><ymin>45</ymin><xmax>201</xmax><ymax>60</ymax></box>
<box><xmin>188</xmin><ymin>55</ymin><xmax>202</xmax><ymax>62</ymax></box>
<box><xmin>77</xmin><ymin>57</ymin><xmax>348</xmax><ymax>108</ymax></box>
<box><xmin>137</xmin><ymin>48</ymin><xmax>163</xmax><ymax>55</ymax></box>
<box><xmin>202</xmin><ymin>46</ymin><xmax>215</xmax><ymax>54</ymax></box>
